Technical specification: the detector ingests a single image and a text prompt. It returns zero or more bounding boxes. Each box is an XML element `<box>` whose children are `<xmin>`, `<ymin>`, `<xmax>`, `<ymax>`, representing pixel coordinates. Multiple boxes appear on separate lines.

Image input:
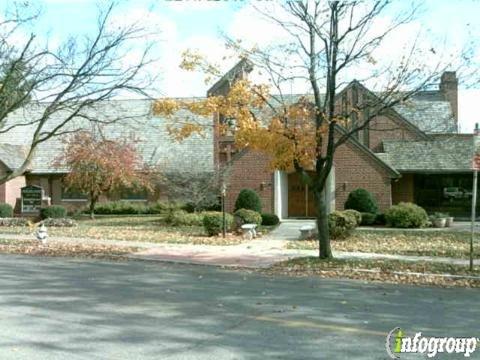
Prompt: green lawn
<box><xmin>0</xmin><ymin>215</ymin><xmax>251</xmax><ymax>246</ymax></box>
<box><xmin>287</xmin><ymin>230</ymin><xmax>480</xmax><ymax>259</ymax></box>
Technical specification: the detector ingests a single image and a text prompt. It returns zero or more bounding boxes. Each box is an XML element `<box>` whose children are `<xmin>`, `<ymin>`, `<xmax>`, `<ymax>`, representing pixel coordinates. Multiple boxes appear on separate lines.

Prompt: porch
<box><xmin>273</xmin><ymin>169</ymin><xmax>335</xmax><ymax>220</ymax></box>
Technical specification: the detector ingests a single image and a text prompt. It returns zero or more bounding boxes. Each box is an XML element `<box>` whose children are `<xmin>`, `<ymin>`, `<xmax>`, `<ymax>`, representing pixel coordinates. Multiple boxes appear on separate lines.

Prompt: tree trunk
<box><xmin>89</xmin><ymin>196</ymin><xmax>98</xmax><ymax>220</ymax></box>
<box><xmin>314</xmin><ymin>189</ymin><xmax>332</xmax><ymax>259</ymax></box>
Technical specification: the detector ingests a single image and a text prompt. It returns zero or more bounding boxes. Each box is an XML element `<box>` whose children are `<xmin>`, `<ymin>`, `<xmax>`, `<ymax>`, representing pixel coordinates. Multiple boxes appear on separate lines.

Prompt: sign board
<box><xmin>21</xmin><ymin>185</ymin><xmax>43</xmax><ymax>213</ymax></box>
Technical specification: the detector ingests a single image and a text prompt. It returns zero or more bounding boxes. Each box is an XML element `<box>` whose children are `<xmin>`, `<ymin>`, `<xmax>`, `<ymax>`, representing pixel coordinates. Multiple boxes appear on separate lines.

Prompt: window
<box><xmin>119</xmin><ymin>188</ymin><xmax>148</xmax><ymax>201</ymax></box>
<box><xmin>62</xmin><ymin>186</ymin><xmax>87</xmax><ymax>201</ymax></box>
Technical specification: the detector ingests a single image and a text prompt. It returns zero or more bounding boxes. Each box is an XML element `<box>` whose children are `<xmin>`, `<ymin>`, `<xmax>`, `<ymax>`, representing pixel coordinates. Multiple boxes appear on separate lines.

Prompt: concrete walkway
<box><xmin>264</xmin><ymin>219</ymin><xmax>316</xmax><ymax>241</ymax></box>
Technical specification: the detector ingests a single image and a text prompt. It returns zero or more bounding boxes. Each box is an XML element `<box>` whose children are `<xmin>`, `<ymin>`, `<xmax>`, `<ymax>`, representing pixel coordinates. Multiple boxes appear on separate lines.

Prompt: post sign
<box><xmin>21</xmin><ymin>185</ymin><xmax>43</xmax><ymax>213</ymax></box>
<box><xmin>473</xmin><ymin>125</ymin><xmax>480</xmax><ymax>170</ymax></box>
<box><xmin>470</xmin><ymin>124</ymin><xmax>480</xmax><ymax>271</ymax></box>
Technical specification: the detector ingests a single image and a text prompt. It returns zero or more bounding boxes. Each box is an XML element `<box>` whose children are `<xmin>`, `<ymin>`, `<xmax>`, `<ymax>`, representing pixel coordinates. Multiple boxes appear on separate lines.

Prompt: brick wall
<box><xmin>440</xmin><ymin>71</ymin><xmax>458</xmax><ymax>125</ymax></box>
<box><xmin>0</xmin><ymin>183</ymin><xmax>5</xmax><ymax>204</ymax></box>
<box><xmin>392</xmin><ymin>174</ymin><xmax>415</xmax><ymax>204</ymax></box>
<box><xmin>5</xmin><ymin>176</ymin><xmax>26</xmax><ymax>211</ymax></box>
<box><xmin>0</xmin><ymin>163</ymin><xmax>7</xmax><ymax>204</ymax></box>
<box><xmin>223</xmin><ymin>150</ymin><xmax>274</xmax><ymax>214</ymax></box>
<box><xmin>334</xmin><ymin>140</ymin><xmax>393</xmax><ymax>211</ymax></box>
<box><xmin>368</xmin><ymin>114</ymin><xmax>419</xmax><ymax>152</ymax></box>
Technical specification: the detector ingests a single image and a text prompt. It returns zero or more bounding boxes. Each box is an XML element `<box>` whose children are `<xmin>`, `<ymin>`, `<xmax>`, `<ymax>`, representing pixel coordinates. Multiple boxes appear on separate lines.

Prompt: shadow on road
<box><xmin>0</xmin><ymin>254</ymin><xmax>478</xmax><ymax>359</ymax></box>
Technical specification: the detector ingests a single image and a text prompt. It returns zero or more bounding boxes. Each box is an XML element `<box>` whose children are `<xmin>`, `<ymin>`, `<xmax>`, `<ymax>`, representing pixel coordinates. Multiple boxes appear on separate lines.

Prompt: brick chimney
<box><xmin>440</xmin><ymin>71</ymin><xmax>458</xmax><ymax>125</ymax></box>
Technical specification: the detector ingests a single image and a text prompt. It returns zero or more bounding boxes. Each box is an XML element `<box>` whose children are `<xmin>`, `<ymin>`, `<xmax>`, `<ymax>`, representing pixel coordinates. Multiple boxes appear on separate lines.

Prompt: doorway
<box><xmin>287</xmin><ymin>172</ymin><xmax>316</xmax><ymax>218</ymax></box>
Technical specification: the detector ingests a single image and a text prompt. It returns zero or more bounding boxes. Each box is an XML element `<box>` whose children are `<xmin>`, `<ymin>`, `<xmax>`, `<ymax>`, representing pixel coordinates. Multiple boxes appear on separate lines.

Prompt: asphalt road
<box><xmin>0</xmin><ymin>254</ymin><xmax>478</xmax><ymax>360</ymax></box>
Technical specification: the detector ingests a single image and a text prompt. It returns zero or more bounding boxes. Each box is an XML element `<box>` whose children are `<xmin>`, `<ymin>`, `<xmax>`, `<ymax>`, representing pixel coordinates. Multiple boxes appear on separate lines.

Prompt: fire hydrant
<box><xmin>36</xmin><ymin>223</ymin><xmax>48</xmax><ymax>245</ymax></box>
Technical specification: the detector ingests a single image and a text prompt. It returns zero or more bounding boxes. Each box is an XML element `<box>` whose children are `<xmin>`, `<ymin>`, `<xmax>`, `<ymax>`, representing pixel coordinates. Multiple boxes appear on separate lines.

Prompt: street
<box><xmin>0</xmin><ymin>254</ymin><xmax>478</xmax><ymax>359</ymax></box>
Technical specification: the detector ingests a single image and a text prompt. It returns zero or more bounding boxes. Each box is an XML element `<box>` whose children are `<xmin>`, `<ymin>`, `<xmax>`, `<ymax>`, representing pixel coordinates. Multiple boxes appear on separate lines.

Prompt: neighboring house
<box><xmin>0</xmin><ymin>61</ymin><xmax>473</xmax><ymax>217</ymax></box>
<box><xmin>0</xmin><ymin>100</ymin><xmax>214</xmax><ymax>212</ymax></box>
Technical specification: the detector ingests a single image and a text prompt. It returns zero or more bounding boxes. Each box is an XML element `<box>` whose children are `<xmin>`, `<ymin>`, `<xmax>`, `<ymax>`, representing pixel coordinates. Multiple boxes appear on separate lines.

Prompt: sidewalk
<box><xmin>0</xmin><ymin>231</ymin><xmax>477</xmax><ymax>269</ymax></box>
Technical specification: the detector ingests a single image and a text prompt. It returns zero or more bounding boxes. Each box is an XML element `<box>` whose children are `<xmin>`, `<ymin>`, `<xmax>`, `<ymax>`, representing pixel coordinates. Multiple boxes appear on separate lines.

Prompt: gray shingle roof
<box><xmin>0</xmin><ymin>99</ymin><xmax>214</xmax><ymax>174</ymax></box>
<box><xmin>382</xmin><ymin>135</ymin><xmax>473</xmax><ymax>172</ymax></box>
<box><xmin>0</xmin><ymin>143</ymin><xmax>27</xmax><ymax>170</ymax></box>
<box><xmin>258</xmin><ymin>91</ymin><xmax>456</xmax><ymax>135</ymax></box>
<box><xmin>393</xmin><ymin>95</ymin><xmax>456</xmax><ymax>134</ymax></box>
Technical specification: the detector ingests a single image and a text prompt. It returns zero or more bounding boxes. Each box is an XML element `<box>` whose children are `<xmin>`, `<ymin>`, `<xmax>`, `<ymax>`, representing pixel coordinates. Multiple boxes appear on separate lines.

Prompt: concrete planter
<box><xmin>433</xmin><ymin>218</ymin><xmax>447</xmax><ymax>228</ymax></box>
<box><xmin>446</xmin><ymin>217</ymin><xmax>454</xmax><ymax>227</ymax></box>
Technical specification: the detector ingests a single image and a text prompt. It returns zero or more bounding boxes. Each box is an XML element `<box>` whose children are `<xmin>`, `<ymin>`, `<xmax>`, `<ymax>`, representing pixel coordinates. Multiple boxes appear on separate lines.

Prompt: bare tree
<box><xmin>237</xmin><ymin>0</ymin><xmax>463</xmax><ymax>259</ymax></box>
<box><xmin>152</xmin><ymin>0</ymin><xmax>470</xmax><ymax>258</ymax></box>
<box><xmin>0</xmin><ymin>2</ymin><xmax>157</xmax><ymax>183</ymax></box>
<box><xmin>156</xmin><ymin>167</ymin><xmax>231</xmax><ymax>212</ymax></box>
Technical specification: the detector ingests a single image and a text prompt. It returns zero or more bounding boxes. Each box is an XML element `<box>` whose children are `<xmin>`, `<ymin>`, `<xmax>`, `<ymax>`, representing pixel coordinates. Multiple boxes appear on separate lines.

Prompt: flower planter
<box><xmin>433</xmin><ymin>218</ymin><xmax>446</xmax><ymax>228</ymax></box>
<box><xmin>446</xmin><ymin>217</ymin><xmax>454</xmax><ymax>227</ymax></box>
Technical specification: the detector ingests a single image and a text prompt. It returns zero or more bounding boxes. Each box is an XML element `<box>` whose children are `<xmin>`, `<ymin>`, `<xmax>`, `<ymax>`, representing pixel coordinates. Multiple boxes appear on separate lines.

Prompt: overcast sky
<box><xmin>21</xmin><ymin>0</ymin><xmax>480</xmax><ymax>133</ymax></box>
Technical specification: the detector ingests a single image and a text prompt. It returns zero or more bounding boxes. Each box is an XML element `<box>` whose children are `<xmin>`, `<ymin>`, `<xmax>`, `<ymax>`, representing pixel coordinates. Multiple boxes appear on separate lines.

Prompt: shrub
<box><xmin>183</xmin><ymin>199</ymin><xmax>221</xmax><ymax>213</ymax></box>
<box><xmin>328</xmin><ymin>210</ymin><xmax>357</xmax><ymax>239</ymax></box>
<box><xmin>165</xmin><ymin>210</ymin><xmax>203</xmax><ymax>226</ymax></box>
<box><xmin>360</xmin><ymin>212</ymin><xmax>376</xmax><ymax>226</ymax></box>
<box><xmin>146</xmin><ymin>201</ymin><xmax>169</xmax><ymax>214</ymax></box>
<box><xmin>385</xmin><ymin>202</ymin><xmax>428</xmax><ymax>228</ymax></box>
<box><xmin>261</xmin><ymin>213</ymin><xmax>280</xmax><ymax>226</ymax></box>
<box><xmin>0</xmin><ymin>218</ymin><xmax>30</xmax><ymax>226</ymax></box>
<box><xmin>344</xmin><ymin>188</ymin><xmax>378</xmax><ymax>214</ymax></box>
<box><xmin>375</xmin><ymin>213</ymin><xmax>386</xmax><ymax>225</ymax></box>
<box><xmin>343</xmin><ymin>209</ymin><xmax>362</xmax><ymax>226</ymax></box>
<box><xmin>94</xmin><ymin>201</ymin><xmax>148</xmax><ymax>215</ymax></box>
<box><xmin>203</xmin><ymin>212</ymin><xmax>234</xmax><ymax>236</ymax></box>
<box><xmin>42</xmin><ymin>218</ymin><xmax>77</xmax><ymax>227</ymax></box>
<box><xmin>0</xmin><ymin>203</ymin><xmax>13</xmax><ymax>217</ymax></box>
<box><xmin>234</xmin><ymin>208</ymin><xmax>262</xmax><ymax>227</ymax></box>
<box><xmin>40</xmin><ymin>205</ymin><xmax>67</xmax><ymax>219</ymax></box>
<box><xmin>234</xmin><ymin>189</ymin><xmax>262</xmax><ymax>213</ymax></box>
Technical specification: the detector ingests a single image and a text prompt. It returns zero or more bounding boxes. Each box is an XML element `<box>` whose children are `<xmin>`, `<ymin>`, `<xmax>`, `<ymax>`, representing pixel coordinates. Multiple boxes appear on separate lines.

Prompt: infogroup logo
<box><xmin>386</xmin><ymin>327</ymin><xmax>478</xmax><ymax>358</ymax></box>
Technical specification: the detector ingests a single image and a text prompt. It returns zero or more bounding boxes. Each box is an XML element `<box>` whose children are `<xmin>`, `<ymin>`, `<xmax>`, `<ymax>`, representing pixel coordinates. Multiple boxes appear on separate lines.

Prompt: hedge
<box><xmin>360</xmin><ymin>212</ymin><xmax>376</xmax><ymax>226</ymax></box>
<box><xmin>0</xmin><ymin>203</ymin><xmax>13</xmax><ymax>218</ymax></box>
<box><xmin>164</xmin><ymin>210</ymin><xmax>203</xmax><ymax>227</ymax></box>
<box><xmin>90</xmin><ymin>201</ymin><xmax>187</xmax><ymax>215</ymax></box>
<box><xmin>328</xmin><ymin>210</ymin><xmax>358</xmax><ymax>239</ymax></box>
<box><xmin>343</xmin><ymin>209</ymin><xmax>362</xmax><ymax>226</ymax></box>
<box><xmin>40</xmin><ymin>205</ymin><xmax>67</xmax><ymax>219</ymax></box>
<box><xmin>203</xmin><ymin>212</ymin><xmax>234</xmax><ymax>236</ymax></box>
<box><xmin>344</xmin><ymin>188</ymin><xmax>378</xmax><ymax>214</ymax></box>
<box><xmin>385</xmin><ymin>202</ymin><xmax>428</xmax><ymax>228</ymax></box>
<box><xmin>261</xmin><ymin>213</ymin><xmax>280</xmax><ymax>226</ymax></box>
<box><xmin>234</xmin><ymin>208</ymin><xmax>262</xmax><ymax>227</ymax></box>
<box><xmin>234</xmin><ymin>189</ymin><xmax>262</xmax><ymax>213</ymax></box>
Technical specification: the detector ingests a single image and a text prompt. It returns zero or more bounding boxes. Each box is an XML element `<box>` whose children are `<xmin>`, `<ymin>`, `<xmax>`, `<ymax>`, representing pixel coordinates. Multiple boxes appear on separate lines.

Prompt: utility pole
<box><xmin>470</xmin><ymin>123</ymin><xmax>480</xmax><ymax>271</ymax></box>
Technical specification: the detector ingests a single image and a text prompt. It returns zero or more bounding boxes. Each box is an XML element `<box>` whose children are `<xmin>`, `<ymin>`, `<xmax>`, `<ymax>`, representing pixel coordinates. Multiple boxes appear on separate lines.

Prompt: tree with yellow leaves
<box><xmin>154</xmin><ymin>1</ymin><xmax>466</xmax><ymax>259</ymax></box>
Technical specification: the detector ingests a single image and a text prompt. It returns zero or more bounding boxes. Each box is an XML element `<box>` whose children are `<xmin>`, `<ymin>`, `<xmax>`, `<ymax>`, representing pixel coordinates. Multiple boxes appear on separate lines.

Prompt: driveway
<box><xmin>0</xmin><ymin>254</ymin><xmax>479</xmax><ymax>359</ymax></box>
